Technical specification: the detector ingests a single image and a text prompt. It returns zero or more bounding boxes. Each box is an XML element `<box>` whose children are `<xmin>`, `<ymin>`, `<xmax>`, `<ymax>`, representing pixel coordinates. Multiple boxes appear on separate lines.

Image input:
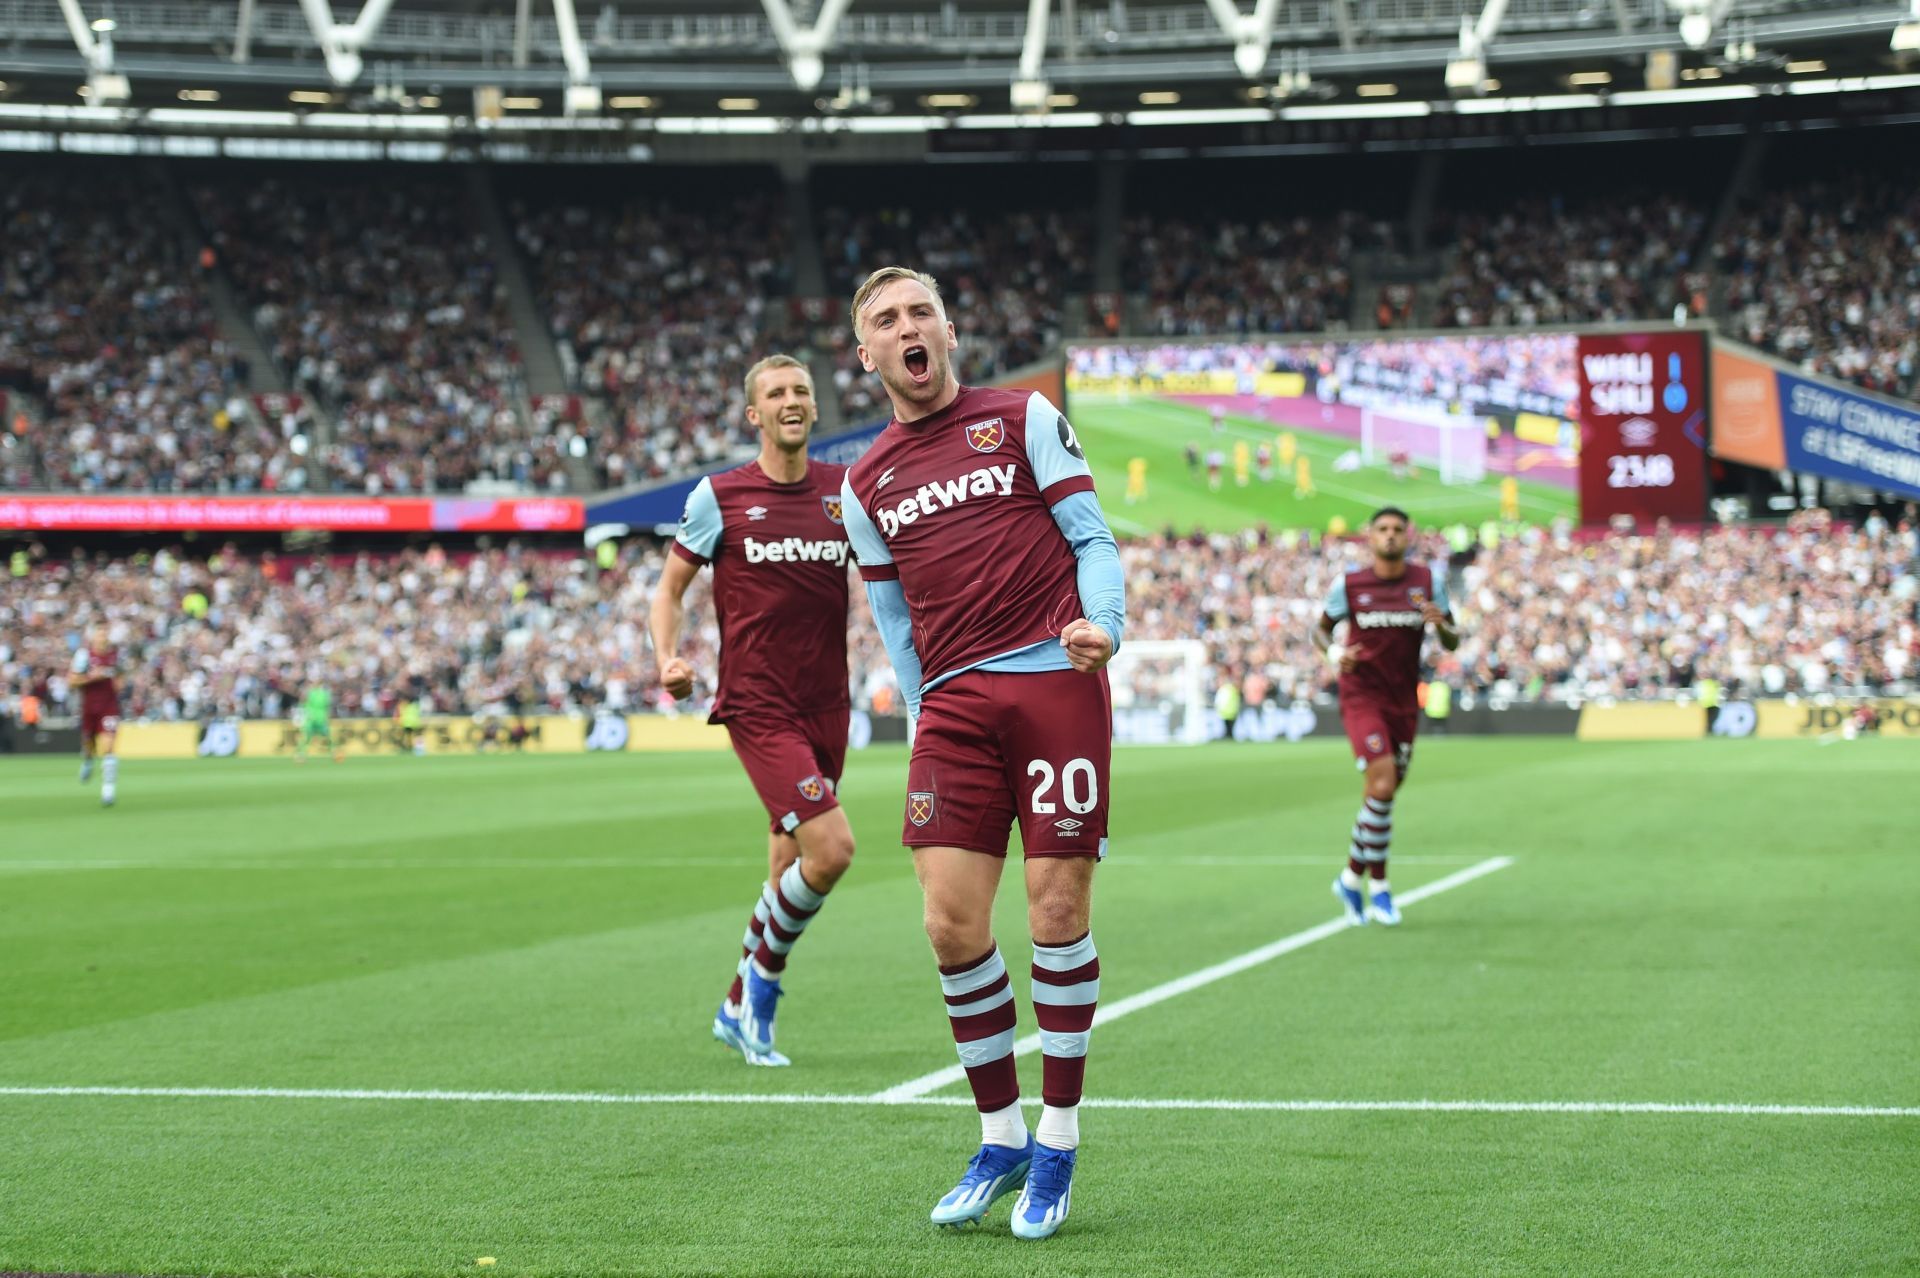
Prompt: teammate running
<box><xmin>651</xmin><ymin>354</ymin><xmax>856</xmax><ymax>1070</ymax></box>
<box><xmin>71</xmin><ymin>626</ymin><xmax>121</xmax><ymax>807</ymax></box>
<box><xmin>1312</xmin><ymin>507</ymin><xmax>1460</xmax><ymax>925</ymax></box>
<box><xmin>297</xmin><ymin>681</ymin><xmax>342</xmax><ymax>763</ymax></box>
<box><xmin>841</xmin><ymin>267</ymin><xmax>1126</xmax><ymax>1240</ymax></box>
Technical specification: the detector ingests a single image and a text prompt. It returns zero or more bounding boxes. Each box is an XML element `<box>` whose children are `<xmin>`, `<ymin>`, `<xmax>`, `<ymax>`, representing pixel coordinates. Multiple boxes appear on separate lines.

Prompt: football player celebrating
<box><xmin>841</xmin><ymin>267</ymin><xmax>1126</xmax><ymax>1240</ymax></box>
<box><xmin>1313</xmin><ymin>507</ymin><xmax>1460</xmax><ymax>925</ymax></box>
<box><xmin>650</xmin><ymin>355</ymin><xmax>857</xmax><ymax>1068</ymax></box>
<box><xmin>72</xmin><ymin>625</ymin><xmax>122</xmax><ymax>807</ymax></box>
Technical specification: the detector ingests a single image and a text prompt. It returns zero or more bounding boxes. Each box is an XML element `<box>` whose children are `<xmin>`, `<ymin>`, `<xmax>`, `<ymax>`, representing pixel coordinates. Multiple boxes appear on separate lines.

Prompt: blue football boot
<box><xmin>930</xmin><ymin>1135</ymin><xmax>1033</xmax><ymax>1227</ymax></box>
<box><xmin>713</xmin><ymin>996</ymin><xmax>790</xmax><ymax>1067</ymax></box>
<box><xmin>1333</xmin><ymin>876</ymin><xmax>1368</xmax><ymax>926</ymax></box>
<box><xmin>740</xmin><ymin>965</ymin><xmax>785</xmax><ymax>1055</ymax></box>
<box><xmin>1010</xmin><ymin>1143</ymin><xmax>1077</xmax><ymax>1240</ymax></box>
<box><xmin>1368</xmin><ymin>886</ymin><xmax>1402</xmax><ymax>926</ymax></box>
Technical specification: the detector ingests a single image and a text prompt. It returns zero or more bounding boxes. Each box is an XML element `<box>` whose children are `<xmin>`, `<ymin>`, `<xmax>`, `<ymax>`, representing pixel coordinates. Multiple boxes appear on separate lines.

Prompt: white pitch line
<box><xmin>874</xmin><ymin>855</ymin><xmax>1515</xmax><ymax>1103</ymax></box>
<box><xmin>0</xmin><ymin>1085</ymin><xmax>1911</xmax><ymax>1119</ymax></box>
<box><xmin>0</xmin><ymin>857</ymin><xmax>758</xmax><ymax>874</ymax></box>
<box><xmin>0</xmin><ymin>854</ymin><xmax>1484</xmax><ymax>875</ymax></box>
<box><xmin>1129</xmin><ymin>855</ymin><xmax>1483</xmax><ymax>868</ymax></box>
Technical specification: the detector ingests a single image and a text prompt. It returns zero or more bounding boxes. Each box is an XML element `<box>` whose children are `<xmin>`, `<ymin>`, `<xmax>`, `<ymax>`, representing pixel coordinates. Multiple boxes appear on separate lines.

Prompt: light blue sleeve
<box><xmin>1323</xmin><ymin>576</ymin><xmax>1348</xmax><ymax>622</ymax></box>
<box><xmin>864</xmin><ymin>580</ymin><xmax>924</xmax><ymax>718</ymax></box>
<box><xmin>1431</xmin><ymin>571</ymin><xmax>1452</xmax><ymax>617</ymax></box>
<box><xmin>1050</xmin><ymin>490</ymin><xmax>1126</xmax><ymax>651</ymax></box>
<box><xmin>842</xmin><ymin>477</ymin><xmax>922</xmax><ymax>715</ymax></box>
<box><xmin>674</xmin><ymin>477</ymin><xmax>723</xmax><ymax>561</ymax></box>
<box><xmin>839</xmin><ymin>475</ymin><xmax>892</xmax><ymax>569</ymax></box>
<box><xmin>1023</xmin><ymin>392</ymin><xmax>1095</xmax><ymax>494</ymax></box>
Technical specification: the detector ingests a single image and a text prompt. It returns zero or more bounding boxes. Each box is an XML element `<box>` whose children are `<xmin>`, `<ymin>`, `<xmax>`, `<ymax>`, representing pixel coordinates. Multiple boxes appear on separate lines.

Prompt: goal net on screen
<box><xmin>1359</xmin><ymin>403</ymin><xmax>1488</xmax><ymax>485</ymax></box>
<box><xmin>1106</xmin><ymin>639</ymin><xmax>1210</xmax><ymax>746</ymax></box>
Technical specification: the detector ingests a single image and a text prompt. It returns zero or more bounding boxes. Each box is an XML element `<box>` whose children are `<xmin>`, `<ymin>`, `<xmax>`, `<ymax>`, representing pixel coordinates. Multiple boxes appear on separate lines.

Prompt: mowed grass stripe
<box><xmin>880</xmin><ymin>857</ymin><xmax>1515</xmax><ymax>1100</ymax></box>
<box><xmin>3</xmin><ymin>1085</ymin><xmax>1914</xmax><ymax>1119</ymax></box>
<box><xmin>2</xmin><ymin>740</ymin><xmax>1917</xmax><ymax>1277</ymax></box>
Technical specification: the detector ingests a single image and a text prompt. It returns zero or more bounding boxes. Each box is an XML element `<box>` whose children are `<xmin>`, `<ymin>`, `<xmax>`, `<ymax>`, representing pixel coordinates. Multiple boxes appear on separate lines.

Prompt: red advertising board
<box><xmin>0</xmin><ymin>495</ymin><xmax>584</xmax><ymax>533</ymax></box>
<box><xmin>1575</xmin><ymin>331</ymin><xmax>1707</xmax><ymax>526</ymax></box>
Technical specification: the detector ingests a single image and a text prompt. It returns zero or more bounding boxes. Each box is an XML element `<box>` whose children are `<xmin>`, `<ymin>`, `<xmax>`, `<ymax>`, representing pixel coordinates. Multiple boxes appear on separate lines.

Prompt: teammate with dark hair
<box><xmin>1313</xmin><ymin>507</ymin><xmax>1460</xmax><ymax>925</ymax></box>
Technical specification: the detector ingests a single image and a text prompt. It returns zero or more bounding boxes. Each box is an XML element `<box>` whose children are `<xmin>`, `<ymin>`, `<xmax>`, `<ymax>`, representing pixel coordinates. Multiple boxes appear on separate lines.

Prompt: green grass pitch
<box><xmin>2</xmin><ymin>739</ymin><xmax>1916</xmax><ymax>1277</ymax></box>
<box><xmin>1069</xmin><ymin>393</ymin><xmax>1581</xmax><ymax>536</ymax></box>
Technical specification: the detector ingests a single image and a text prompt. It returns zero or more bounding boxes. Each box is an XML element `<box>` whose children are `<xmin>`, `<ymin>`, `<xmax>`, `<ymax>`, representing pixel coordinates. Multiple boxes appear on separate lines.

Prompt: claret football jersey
<box><xmin>841</xmin><ymin>385</ymin><xmax>1095</xmax><ymax>690</ymax></box>
<box><xmin>672</xmin><ymin>459</ymin><xmax>852</xmax><ymax>722</ymax></box>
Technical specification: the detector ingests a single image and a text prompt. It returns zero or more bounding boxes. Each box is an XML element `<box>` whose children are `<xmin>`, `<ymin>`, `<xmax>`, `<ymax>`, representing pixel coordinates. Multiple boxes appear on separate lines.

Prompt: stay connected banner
<box><xmin>1711</xmin><ymin>344</ymin><xmax>1920</xmax><ymax>500</ymax></box>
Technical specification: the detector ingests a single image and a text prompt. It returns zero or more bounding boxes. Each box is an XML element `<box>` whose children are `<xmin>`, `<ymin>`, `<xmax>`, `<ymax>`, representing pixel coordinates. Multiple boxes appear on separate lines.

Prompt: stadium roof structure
<box><xmin>0</xmin><ymin>0</ymin><xmax>1915</xmax><ymax>141</ymax></box>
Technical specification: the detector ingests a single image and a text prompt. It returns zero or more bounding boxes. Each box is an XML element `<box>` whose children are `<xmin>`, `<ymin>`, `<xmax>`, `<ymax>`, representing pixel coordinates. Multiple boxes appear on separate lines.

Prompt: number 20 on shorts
<box><xmin>1028</xmin><ymin>757</ymin><xmax>1099</xmax><ymax>814</ymax></box>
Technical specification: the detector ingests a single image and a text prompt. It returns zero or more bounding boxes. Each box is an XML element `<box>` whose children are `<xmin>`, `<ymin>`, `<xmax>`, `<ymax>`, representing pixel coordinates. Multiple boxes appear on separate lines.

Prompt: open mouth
<box><xmin>902</xmin><ymin>344</ymin><xmax>931</xmax><ymax>385</ymax></box>
<box><xmin>780</xmin><ymin>411</ymin><xmax>806</xmax><ymax>426</ymax></box>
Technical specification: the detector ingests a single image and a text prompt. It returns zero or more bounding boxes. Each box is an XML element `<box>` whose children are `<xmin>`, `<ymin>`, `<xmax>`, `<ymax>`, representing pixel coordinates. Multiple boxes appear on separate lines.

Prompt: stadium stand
<box><xmin>4</xmin><ymin>517</ymin><xmax>1913</xmax><ymax>724</ymax></box>
<box><xmin>192</xmin><ymin>171</ymin><xmax>537</xmax><ymax>495</ymax></box>
<box><xmin>1716</xmin><ymin>175</ymin><xmax>1920</xmax><ymax>401</ymax></box>
<box><xmin>1112</xmin><ymin>515</ymin><xmax>1918</xmax><ymax>712</ymax></box>
<box><xmin>1122</xmin><ymin>210</ymin><xmax>1363</xmax><ymax>337</ymax></box>
<box><xmin>1430</xmin><ymin>195</ymin><xmax>1709</xmax><ymax>329</ymax></box>
<box><xmin>512</xmin><ymin>170</ymin><xmax>797</xmax><ymax>487</ymax></box>
<box><xmin>0</xmin><ymin>169</ymin><xmax>282</xmax><ymax>493</ymax></box>
<box><xmin>0</xmin><ymin>139</ymin><xmax>1916</xmax><ymax>501</ymax></box>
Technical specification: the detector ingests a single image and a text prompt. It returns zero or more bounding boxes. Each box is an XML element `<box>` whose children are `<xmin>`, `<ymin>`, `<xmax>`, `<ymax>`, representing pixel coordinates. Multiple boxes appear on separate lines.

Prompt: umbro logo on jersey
<box><xmin>876</xmin><ymin>467</ymin><xmax>896</xmax><ymax>489</ymax></box>
<box><xmin>745</xmin><ymin>505</ymin><xmax>769</xmax><ymax>521</ymax></box>
<box><xmin>875</xmin><ymin>463</ymin><xmax>1017</xmax><ymax>538</ymax></box>
<box><xmin>1358</xmin><ymin>593</ymin><xmax>1373</xmax><ymax>604</ymax></box>
<box><xmin>1056</xmin><ymin>818</ymin><xmax>1084</xmax><ymax>834</ymax></box>
<box><xmin>966</xmin><ymin>418</ymin><xmax>1005</xmax><ymax>453</ymax></box>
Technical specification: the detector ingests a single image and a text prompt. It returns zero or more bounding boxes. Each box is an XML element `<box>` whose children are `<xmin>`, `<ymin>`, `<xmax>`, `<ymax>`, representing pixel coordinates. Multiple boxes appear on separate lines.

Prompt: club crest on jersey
<box><xmin>1366</xmin><ymin>732</ymin><xmax>1385</xmax><ymax>755</ymax></box>
<box><xmin>965</xmin><ymin>418</ymin><xmax>1005</xmax><ymax>453</ymax></box>
<box><xmin>797</xmin><ymin>774</ymin><xmax>825</xmax><ymax>803</ymax></box>
<box><xmin>907</xmin><ymin>791</ymin><xmax>936</xmax><ymax>827</ymax></box>
<box><xmin>821</xmin><ymin>495</ymin><xmax>843</xmax><ymax>525</ymax></box>
<box><xmin>1409</xmin><ymin>587</ymin><xmax>1427</xmax><ymax>605</ymax></box>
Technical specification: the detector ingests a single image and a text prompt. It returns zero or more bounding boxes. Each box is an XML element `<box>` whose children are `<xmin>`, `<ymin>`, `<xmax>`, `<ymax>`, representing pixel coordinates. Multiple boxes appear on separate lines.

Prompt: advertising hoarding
<box><xmin>0</xmin><ymin>496</ymin><xmax>585</xmax><ymax>534</ymax></box>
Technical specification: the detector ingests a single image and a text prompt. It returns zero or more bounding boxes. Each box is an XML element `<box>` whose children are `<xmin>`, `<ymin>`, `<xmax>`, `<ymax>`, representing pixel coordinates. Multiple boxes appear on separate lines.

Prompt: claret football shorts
<box><xmin>1342</xmin><ymin>699</ymin><xmax>1417</xmax><ymax>778</ymax></box>
<box><xmin>902</xmin><ymin>668</ymin><xmax>1111</xmax><ymax>859</ymax></box>
<box><xmin>725</xmin><ymin>707</ymin><xmax>850</xmax><ymax>835</ymax></box>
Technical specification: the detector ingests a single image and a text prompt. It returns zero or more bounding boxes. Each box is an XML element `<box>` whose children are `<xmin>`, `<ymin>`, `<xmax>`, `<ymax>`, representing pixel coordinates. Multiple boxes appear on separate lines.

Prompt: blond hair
<box><xmin>742</xmin><ymin>353</ymin><xmax>813</xmax><ymax>407</ymax></box>
<box><xmin>850</xmin><ymin>266</ymin><xmax>947</xmax><ymax>341</ymax></box>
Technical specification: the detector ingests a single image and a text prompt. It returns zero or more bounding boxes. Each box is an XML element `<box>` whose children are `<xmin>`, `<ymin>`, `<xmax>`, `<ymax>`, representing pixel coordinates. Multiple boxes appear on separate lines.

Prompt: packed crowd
<box><xmin>1124</xmin><ymin>513</ymin><xmax>1919</xmax><ymax>712</ymax></box>
<box><xmin>0</xmin><ymin>540</ymin><xmax>891</xmax><ymax>725</ymax></box>
<box><xmin>515</xmin><ymin>190</ymin><xmax>797</xmax><ymax>487</ymax></box>
<box><xmin>5</xmin><ymin>156</ymin><xmax>1919</xmax><ymax>503</ymax></box>
<box><xmin>817</xmin><ymin>204</ymin><xmax>1092</xmax><ymax>424</ymax></box>
<box><xmin>195</xmin><ymin>178</ymin><xmax>540</xmax><ymax>494</ymax></box>
<box><xmin>1432</xmin><ymin>196</ymin><xmax>1708</xmax><ymax>330</ymax></box>
<box><xmin>5</xmin><ymin>513</ymin><xmax>1913</xmax><ymax>730</ymax></box>
<box><xmin>1716</xmin><ymin>175</ymin><xmax>1920</xmax><ymax>401</ymax></box>
<box><xmin>1121</xmin><ymin>211</ymin><xmax>1369</xmax><ymax>338</ymax></box>
<box><xmin>0</xmin><ymin>174</ymin><xmax>298</xmax><ymax>493</ymax></box>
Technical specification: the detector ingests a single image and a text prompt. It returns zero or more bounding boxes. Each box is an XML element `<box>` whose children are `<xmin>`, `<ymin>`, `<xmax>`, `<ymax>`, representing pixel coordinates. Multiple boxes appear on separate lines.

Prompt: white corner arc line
<box><xmin>0</xmin><ymin>1086</ymin><xmax>1911</xmax><ymax>1119</ymax></box>
<box><xmin>873</xmin><ymin>855</ymin><xmax>1516</xmax><ymax>1103</ymax></box>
